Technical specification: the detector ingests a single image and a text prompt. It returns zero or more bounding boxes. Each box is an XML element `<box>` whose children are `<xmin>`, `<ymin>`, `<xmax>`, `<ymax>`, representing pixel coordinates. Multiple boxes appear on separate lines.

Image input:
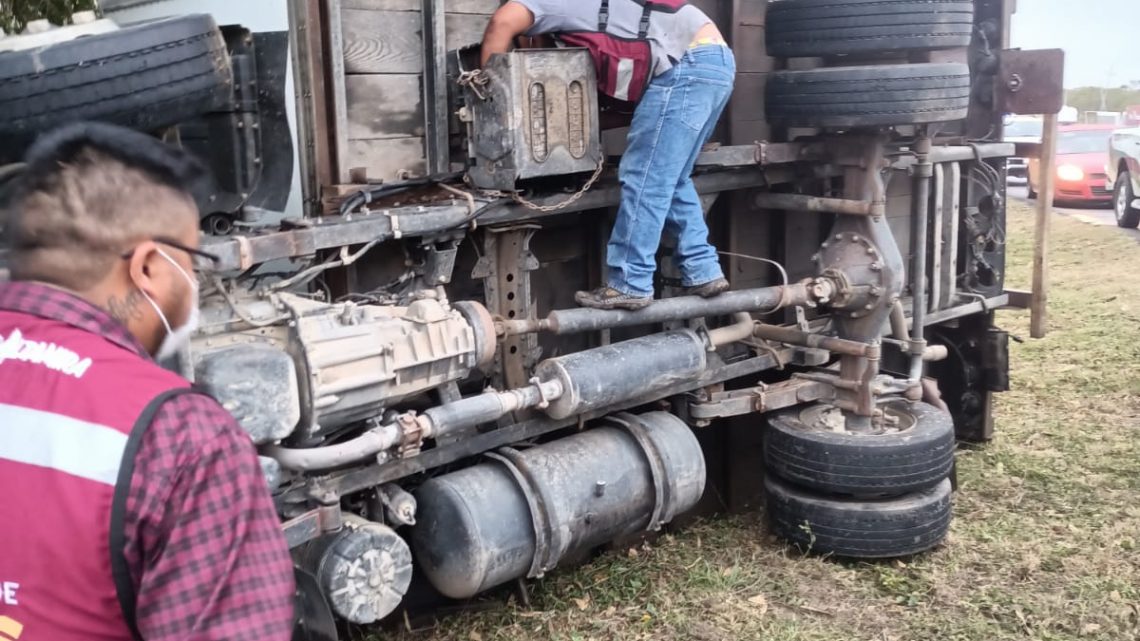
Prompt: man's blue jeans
<box><xmin>606</xmin><ymin>45</ymin><xmax>736</xmax><ymax>297</ymax></box>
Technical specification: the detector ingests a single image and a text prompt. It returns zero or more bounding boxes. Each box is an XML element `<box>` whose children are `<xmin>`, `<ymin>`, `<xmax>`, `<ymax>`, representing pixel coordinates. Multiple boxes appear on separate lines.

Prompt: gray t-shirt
<box><xmin>514</xmin><ymin>0</ymin><xmax>711</xmax><ymax>75</ymax></box>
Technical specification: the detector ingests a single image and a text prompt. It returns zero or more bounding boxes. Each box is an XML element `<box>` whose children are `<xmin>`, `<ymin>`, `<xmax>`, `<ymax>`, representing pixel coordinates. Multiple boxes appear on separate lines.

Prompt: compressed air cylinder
<box><xmin>411</xmin><ymin>411</ymin><xmax>705</xmax><ymax>599</ymax></box>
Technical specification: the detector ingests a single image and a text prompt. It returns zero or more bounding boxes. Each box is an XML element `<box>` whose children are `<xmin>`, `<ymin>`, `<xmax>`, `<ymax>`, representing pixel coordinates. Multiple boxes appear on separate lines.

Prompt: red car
<box><xmin>1028</xmin><ymin>124</ymin><xmax>1117</xmax><ymax>205</ymax></box>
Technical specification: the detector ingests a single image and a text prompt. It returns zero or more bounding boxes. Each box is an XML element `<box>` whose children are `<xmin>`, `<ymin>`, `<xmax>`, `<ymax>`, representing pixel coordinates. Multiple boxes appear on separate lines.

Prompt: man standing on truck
<box><xmin>481</xmin><ymin>0</ymin><xmax>735</xmax><ymax>310</ymax></box>
<box><xmin>0</xmin><ymin>123</ymin><xmax>295</xmax><ymax>641</ymax></box>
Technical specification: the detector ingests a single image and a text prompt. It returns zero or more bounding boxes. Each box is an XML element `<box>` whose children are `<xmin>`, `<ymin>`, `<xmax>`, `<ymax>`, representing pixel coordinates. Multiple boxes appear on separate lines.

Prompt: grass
<box><xmin>383</xmin><ymin>203</ymin><xmax>1140</xmax><ymax>641</ymax></box>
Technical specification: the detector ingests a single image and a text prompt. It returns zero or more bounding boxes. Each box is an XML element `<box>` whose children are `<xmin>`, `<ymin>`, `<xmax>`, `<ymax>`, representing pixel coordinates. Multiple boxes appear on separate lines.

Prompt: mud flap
<box><xmin>292</xmin><ymin>566</ymin><xmax>338</xmax><ymax>641</ymax></box>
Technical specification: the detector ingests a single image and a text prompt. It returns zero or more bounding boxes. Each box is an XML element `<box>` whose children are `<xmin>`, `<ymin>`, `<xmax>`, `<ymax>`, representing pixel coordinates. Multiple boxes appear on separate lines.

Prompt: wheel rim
<box><xmin>1117</xmin><ymin>182</ymin><xmax>1129</xmax><ymax>221</ymax></box>
<box><xmin>796</xmin><ymin>401</ymin><xmax>918</xmax><ymax>435</ymax></box>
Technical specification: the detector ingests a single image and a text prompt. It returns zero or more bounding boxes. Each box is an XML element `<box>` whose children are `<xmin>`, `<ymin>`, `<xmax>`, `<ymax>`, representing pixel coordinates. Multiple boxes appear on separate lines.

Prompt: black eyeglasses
<box><xmin>121</xmin><ymin>236</ymin><xmax>221</xmax><ymax>272</ymax></box>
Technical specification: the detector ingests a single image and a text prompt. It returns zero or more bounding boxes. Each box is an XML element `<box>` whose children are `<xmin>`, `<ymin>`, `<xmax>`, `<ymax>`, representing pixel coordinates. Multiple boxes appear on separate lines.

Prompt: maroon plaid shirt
<box><xmin>0</xmin><ymin>282</ymin><xmax>295</xmax><ymax>641</ymax></box>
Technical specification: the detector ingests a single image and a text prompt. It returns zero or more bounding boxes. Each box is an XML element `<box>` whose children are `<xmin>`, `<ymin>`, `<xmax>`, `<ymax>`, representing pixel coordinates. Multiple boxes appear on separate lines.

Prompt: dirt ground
<box><xmin>386</xmin><ymin>202</ymin><xmax>1140</xmax><ymax>641</ymax></box>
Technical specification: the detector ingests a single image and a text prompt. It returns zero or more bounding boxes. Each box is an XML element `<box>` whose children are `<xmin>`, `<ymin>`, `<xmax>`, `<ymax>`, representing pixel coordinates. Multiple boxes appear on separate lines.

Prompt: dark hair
<box><xmin>6</xmin><ymin>122</ymin><xmax>206</xmax><ymax>290</ymax></box>
<box><xmin>20</xmin><ymin>122</ymin><xmax>205</xmax><ymax>196</ymax></box>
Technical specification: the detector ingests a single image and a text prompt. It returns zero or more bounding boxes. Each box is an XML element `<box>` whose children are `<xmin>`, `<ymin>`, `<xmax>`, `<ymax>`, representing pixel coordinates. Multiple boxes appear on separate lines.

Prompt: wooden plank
<box><xmin>732</xmin><ymin>25</ymin><xmax>774</xmax><ymax>73</ymax></box>
<box><xmin>290</xmin><ymin>0</ymin><xmax>335</xmax><ymax>215</ymax></box>
<box><xmin>733</xmin><ymin>0</ymin><xmax>766</xmax><ymax>24</ymax></box>
<box><xmin>345</xmin><ymin>74</ymin><xmax>425</xmax><ymax>140</ymax></box>
<box><xmin>728</xmin><ymin>119</ymin><xmax>769</xmax><ymax>145</ymax></box>
<box><xmin>1030</xmin><ymin>112</ymin><xmax>1058</xmax><ymax>338</ymax></box>
<box><xmin>730</xmin><ymin>73</ymin><xmax>766</xmax><ymax>121</ymax></box>
<box><xmin>343</xmin><ymin>10</ymin><xmax>423</xmax><ymax>73</ymax></box>
<box><xmin>342</xmin><ymin>0</ymin><xmax>418</xmax><ymax>11</ymax></box>
<box><xmin>345</xmin><ymin>138</ymin><xmax>427</xmax><ymax>181</ymax></box>
<box><xmin>342</xmin><ymin>10</ymin><xmax>489</xmax><ymax>73</ymax></box>
<box><xmin>446</xmin><ymin>13</ymin><xmax>490</xmax><ymax>48</ymax></box>
<box><xmin>449</xmin><ymin>0</ymin><xmax>500</xmax><ymax>14</ymax></box>
<box><xmin>345</xmin><ymin>0</ymin><xmax>500</xmax><ymax>13</ymax></box>
<box><xmin>329</xmin><ymin>0</ymin><xmax>354</xmax><ymax>182</ymax></box>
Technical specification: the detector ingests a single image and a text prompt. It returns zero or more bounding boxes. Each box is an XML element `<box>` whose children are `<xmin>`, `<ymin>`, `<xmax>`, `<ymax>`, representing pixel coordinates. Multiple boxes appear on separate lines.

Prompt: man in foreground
<box><xmin>0</xmin><ymin>123</ymin><xmax>295</xmax><ymax>640</ymax></box>
<box><xmin>481</xmin><ymin>0</ymin><xmax>736</xmax><ymax>310</ymax></box>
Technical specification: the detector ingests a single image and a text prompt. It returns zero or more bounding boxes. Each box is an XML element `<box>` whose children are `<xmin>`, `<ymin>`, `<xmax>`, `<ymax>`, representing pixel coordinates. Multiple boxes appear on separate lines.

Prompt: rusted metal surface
<box><xmin>887</xmin><ymin>143</ymin><xmax>1015</xmax><ymax>168</ymax></box>
<box><xmin>473</xmin><ymin>226</ymin><xmax>542</xmax><ymax>390</ymax></box>
<box><xmin>902</xmin><ymin>293</ymin><xmax>1011</xmax><ymax>327</ymax></box>
<box><xmin>465</xmin><ymin>49</ymin><xmax>602</xmax><ymax>190</ymax></box>
<box><xmin>694</xmin><ymin>144</ymin><xmax>762</xmax><ymax>167</ymax></box>
<box><xmin>203</xmin><ymin>169</ymin><xmax>768</xmax><ymax>271</ymax></box>
<box><xmin>296</xmin><ymin>346</ymin><xmax>829</xmax><ymax>501</ymax></box>
<box><xmin>687</xmin><ymin>378</ymin><xmax>834</xmax><ymax>421</ymax></box>
<box><xmin>751</xmin><ymin>324</ymin><xmax>877</xmax><ymax>358</ymax></box>
<box><xmin>997</xmin><ymin>48</ymin><xmax>1066</xmax><ymax>115</ymax></box>
<box><xmin>282</xmin><ymin>503</ymin><xmax>344</xmax><ymax>549</ymax></box>
<box><xmin>1004</xmin><ymin>289</ymin><xmax>1031</xmax><ymax>309</ymax></box>
<box><xmin>540</xmin><ymin>283</ymin><xmax>815</xmax><ymax>335</ymax></box>
<box><xmin>289</xmin><ymin>0</ymin><xmax>336</xmax><ymax>216</ymax></box>
<box><xmin>753</xmin><ymin>192</ymin><xmax>884</xmax><ymax>216</ymax></box>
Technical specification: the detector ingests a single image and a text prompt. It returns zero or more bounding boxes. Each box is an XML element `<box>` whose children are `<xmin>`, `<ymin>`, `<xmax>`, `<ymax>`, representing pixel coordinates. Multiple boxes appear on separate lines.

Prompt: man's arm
<box><xmin>124</xmin><ymin>394</ymin><xmax>295</xmax><ymax>641</ymax></box>
<box><xmin>481</xmin><ymin>1</ymin><xmax>537</xmax><ymax>66</ymax></box>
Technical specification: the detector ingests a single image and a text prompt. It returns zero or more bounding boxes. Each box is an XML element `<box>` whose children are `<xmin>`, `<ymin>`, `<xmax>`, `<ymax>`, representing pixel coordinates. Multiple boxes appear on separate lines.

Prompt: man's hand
<box><xmin>480</xmin><ymin>1</ymin><xmax>536</xmax><ymax>66</ymax></box>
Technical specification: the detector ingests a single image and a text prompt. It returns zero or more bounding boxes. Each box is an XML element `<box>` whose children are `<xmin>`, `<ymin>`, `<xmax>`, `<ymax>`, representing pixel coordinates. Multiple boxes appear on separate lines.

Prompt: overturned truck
<box><xmin>0</xmin><ymin>0</ymin><xmax>1043</xmax><ymax>636</ymax></box>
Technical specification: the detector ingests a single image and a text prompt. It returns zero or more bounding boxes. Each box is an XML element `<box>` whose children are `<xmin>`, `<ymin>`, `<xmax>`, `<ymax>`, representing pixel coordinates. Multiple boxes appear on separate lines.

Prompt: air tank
<box><xmin>411</xmin><ymin>411</ymin><xmax>705</xmax><ymax>599</ymax></box>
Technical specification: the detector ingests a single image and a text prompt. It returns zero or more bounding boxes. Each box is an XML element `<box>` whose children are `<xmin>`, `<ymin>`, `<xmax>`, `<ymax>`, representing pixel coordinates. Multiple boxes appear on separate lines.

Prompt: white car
<box><xmin>1003</xmin><ymin>116</ymin><xmax>1043</xmax><ymax>180</ymax></box>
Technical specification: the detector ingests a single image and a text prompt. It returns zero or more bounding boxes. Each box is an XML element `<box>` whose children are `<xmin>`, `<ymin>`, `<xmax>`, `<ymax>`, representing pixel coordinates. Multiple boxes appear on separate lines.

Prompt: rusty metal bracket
<box><xmin>687</xmin><ymin>377</ymin><xmax>834</xmax><ymax>421</ymax></box>
<box><xmin>282</xmin><ymin>502</ymin><xmax>343</xmax><ymax>549</ymax></box>
<box><xmin>997</xmin><ymin>49</ymin><xmax>1065</xmax><ymax>115</ymax></box>
<box><xmin>472</xmin><ymin>225</ymin><xmax>543</xmax><ymax>390</ymax></box>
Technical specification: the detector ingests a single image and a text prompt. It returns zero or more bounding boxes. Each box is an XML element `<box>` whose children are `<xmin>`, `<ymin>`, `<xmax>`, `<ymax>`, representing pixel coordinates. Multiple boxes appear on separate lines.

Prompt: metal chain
<box><xmin>456</xmin><ymin>68</ymin><xmax>491</xmax><ymax>100</ymax></box>
<box><xmin>478</xmin><ymin>160</ymin><xmax>606</xmax><ymax>212</ymax></box>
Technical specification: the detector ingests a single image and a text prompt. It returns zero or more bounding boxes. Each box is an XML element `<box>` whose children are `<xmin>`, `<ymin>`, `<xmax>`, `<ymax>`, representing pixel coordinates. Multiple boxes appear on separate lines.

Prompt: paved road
<box><xmin>1006</xmin><ymin>181</ymin><xmax>1140</xmax><ymax>241</ymax></box>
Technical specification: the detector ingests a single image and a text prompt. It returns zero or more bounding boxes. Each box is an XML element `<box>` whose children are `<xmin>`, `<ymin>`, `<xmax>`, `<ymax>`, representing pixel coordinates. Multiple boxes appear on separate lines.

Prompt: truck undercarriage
<box><xmin>0</xmin><ymin>0</ymin><xmax>1057</xmax><ymax>637</ymax></box>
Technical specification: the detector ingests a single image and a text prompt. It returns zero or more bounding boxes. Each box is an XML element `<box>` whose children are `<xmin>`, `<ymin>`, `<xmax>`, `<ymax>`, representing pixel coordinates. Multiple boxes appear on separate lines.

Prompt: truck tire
<box><xmin>0</xmin><ymin>14</ymin><xmax>232</xmax><ymax>147</ymax></box>
<box><xmin>1114</xmin><ymin>171</ymin><xmax>1140</xmax><ymax>229</ymax></box>
<box><xmin>767</xmin><ymin>0</ymin><xmax>975</xmax><ymax>58</ymax></box>
<box><xmin>764</xmin><ymin>400</ymin><xmax>955</xmax><ymax>497</ymax></box>
<box><xmin>766</xmin><ymin>63</ymin><xmax>971</xmax><ymax>128</ymax></box>
<box><xmin>765</xmin><ymin>475</ymin><xmax>952</xmax><ymax>559</ymax></box>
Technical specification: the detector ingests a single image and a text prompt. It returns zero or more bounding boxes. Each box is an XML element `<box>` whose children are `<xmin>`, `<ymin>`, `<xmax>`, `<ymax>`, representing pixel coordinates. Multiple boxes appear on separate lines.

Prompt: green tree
<box><xmin>1</xmin><ymin>0</ymin><xmax>97</xmax><ymax>35</ymax></box>
<box><xmin>1065</xmin><ymin>86</ymin><xmax>1140</xmax><ymax>114</ymax></box>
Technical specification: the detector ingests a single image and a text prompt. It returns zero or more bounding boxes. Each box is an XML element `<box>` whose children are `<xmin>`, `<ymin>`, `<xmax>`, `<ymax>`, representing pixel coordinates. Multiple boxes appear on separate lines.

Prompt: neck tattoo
<box><xmin>106</xmin><ymin>289</ymin><xmax>146</xmax><ymax>326</ymax></box>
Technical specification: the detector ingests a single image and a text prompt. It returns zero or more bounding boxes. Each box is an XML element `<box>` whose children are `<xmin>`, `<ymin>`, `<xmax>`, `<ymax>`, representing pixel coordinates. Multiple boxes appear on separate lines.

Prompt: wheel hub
<box><xmin>798</xmin><ymin>401</ymin><xmax>916</xmax><ymax>435</ymax></box>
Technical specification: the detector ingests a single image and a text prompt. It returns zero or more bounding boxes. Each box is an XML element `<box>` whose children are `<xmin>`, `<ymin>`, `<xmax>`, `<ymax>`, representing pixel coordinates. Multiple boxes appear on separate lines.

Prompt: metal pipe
<box><xmin>890</xmin><ymin>300</ymin><xmax>909</xmax><ymax>342</ymax></box>
<box><xmin>753</xmin><ymin>192</ymin><xmax>884</xmax><ymax>216</ymax></box>
<box><xmin>751</xmin><ymin>323</ymin><xmax>878</xmax><ymax>358</ymax></box>
<box><xmin>927</xmin><ymin>142</ymin><xmax>1015</xmax><ymax>163</ymax></box>
<box><xmin>422</xmin><ymin>379</ymin><xmax>565</xmax><ymax>437</ymax></box>
<box><xmin>536</xmin><ymin>330</ymin><xmax>709</xmax><ymax>420</ymax></box>
<box><xmin>264</xmin><ymin>423</ymin><xmax>402</xmax><ymax>471</ymax></box>
<box><xmin>909</xmin><ymin>136</ymin><xmax>934</xmax><ymax>382</ymax></box>
<box><xmin>707</xmin><ymin>312</ymin><xmax>755</xmax><ymax>347</ymax></box>
<box><xmin>508</xmin><ymin>283</ymin><xmax>812</xmax><ymax>336</ymax></box>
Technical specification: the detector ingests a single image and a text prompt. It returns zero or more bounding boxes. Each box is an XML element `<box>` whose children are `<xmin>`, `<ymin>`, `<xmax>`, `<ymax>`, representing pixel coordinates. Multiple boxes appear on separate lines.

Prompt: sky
<box><xmin>1011</xmin><ymin>0</ymin><xmax>1139</xmax><ymax>88</ymax></box>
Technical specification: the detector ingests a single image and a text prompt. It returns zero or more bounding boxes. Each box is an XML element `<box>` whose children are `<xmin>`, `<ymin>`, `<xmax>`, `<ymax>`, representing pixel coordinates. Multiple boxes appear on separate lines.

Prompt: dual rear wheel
<box><xmin>763</xmin><ymin>400</ymin><xmax>956</xmax><ymax>558</ymax></box>
<box><xmin>765</xmin><ymin>0</ymin><xmax>974</xmax><ymax>129</ymax></box>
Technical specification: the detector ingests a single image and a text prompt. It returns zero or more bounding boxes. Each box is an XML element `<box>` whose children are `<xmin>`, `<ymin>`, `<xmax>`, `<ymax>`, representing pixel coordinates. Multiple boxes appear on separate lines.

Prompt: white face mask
<box><xmin>140</xmin><ymin>248</ymin><xmax>200</xmax><ymax>361</ymax></box>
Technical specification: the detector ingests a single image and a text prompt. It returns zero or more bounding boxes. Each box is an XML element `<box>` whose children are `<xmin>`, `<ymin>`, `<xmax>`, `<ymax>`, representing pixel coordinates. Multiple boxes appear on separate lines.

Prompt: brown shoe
<box><xmin>682</xmin><ymin>277</ymin><xmax>730</xmax><ymax>298</ymax></box>
<box><xmin>574</xmin><ymin>287</ymin><xmax>653</xmax><ymax>310</ymax></box>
